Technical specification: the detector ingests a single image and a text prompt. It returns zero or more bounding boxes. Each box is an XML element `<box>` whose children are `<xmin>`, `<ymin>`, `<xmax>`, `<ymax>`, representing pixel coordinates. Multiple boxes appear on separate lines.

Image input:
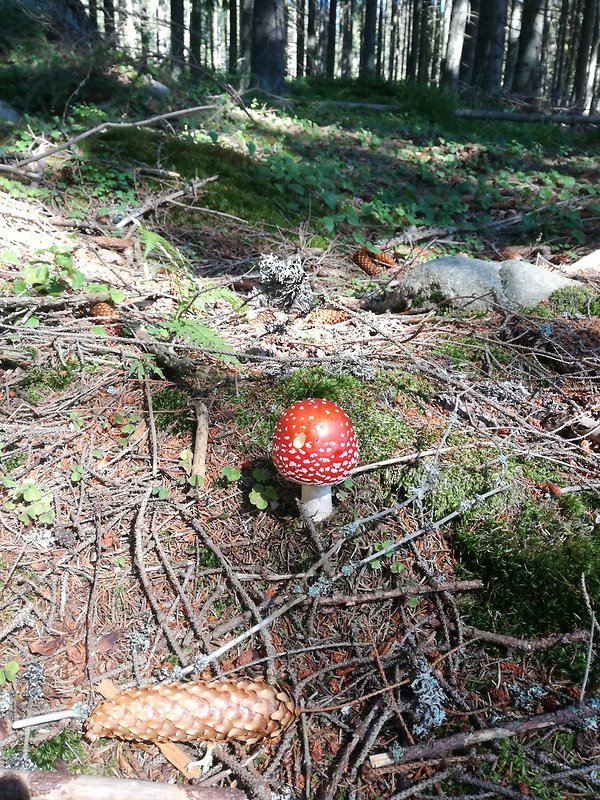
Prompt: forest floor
<box><xmin>0</xmin><ymin>77</ymin><xmax>600</xmax><ymax>800</ymax></box>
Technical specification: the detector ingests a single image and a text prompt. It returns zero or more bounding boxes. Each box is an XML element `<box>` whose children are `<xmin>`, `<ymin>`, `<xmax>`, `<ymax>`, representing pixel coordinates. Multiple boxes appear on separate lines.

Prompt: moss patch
<box><xmin>17</xmin><ymin>360</ymin><xmax>77</xmax><ymax>403</ymax></box>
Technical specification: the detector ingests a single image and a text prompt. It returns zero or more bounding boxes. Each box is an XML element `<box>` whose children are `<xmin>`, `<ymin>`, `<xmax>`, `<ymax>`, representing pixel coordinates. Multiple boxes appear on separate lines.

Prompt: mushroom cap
<box><xmin>271</xmin><ymin>398</ymin><xmax>359</xmax><ymax>485</ymax></box>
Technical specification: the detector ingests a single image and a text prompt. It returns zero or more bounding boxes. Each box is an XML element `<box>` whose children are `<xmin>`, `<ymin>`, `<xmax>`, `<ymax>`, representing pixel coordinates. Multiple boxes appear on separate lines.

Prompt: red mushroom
<box><xmin>271</xmin><ymin>398</ymin><xmax>359</xmax><ymax>521</ymax></box>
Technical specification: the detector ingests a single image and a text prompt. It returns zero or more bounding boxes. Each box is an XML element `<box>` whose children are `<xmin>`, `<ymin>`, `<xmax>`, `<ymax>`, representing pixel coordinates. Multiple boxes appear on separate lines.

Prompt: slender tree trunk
<box><xmin>170</xmin><ymin>0</ymin><xmax>185</xmax><ymax>68</ymax></box>
<box><xmin>359</xmin><ymin>0</ymin><xmax>378</xmax><ymax>76</ymax></box>
<box><xmin>459</xmin><ymin>0</ymin><xmax>480</xmax><ymax>85</ymax></box>
<box><xmin>503</xmin><ymin>0</ymin><xmax>522</xmax><ymax>91</ymax></box>
<box><xmin>388</xmin><ymin>0</ymin><xmax>399</xmax><ymax>80</ymax></box>
<box><xmin>306</xmin><ymin>0</ymin><xmax>317</xmax><ymax>74</ymax></box>
<box><xmin>573</xmin><ymin>0</ymin><xmax>597</xmax><ymax>108</ymax></box>
<box><xmin>584</xmin><ymin>5</ymin><xmax>600</xmax><ymax>111</ymax></box>
<box><xmin>442</xmin><ymin>0</ymin><xmax>468</xmax><ymax>89</ymax></box>
<box><xmin>551</xmin><ymin>0</ymin><xmax>570</xmax><ymax>102</ymax></box>
<box><xmin>407</xmin><ymin>0</ymin><xmax>421</xmax><ymax>80</ymax></box>
<box><xmin>229</xmin><ymin>0</ymin><xmax>238</xmax><ymax>72</ymax></box>
<box><xmin>297</xmin><ymin>0</ymin><xmax>306</xmax><ymax>76</ymax></box>
<box><xmin>472</xmin><ymin>0</ymin><xmax>507</xmax><ymax>94</ymax></box>
<box><xmin>511</xmin><ymin>0</ymin><xmax>546</xmax><ymax>95</ymax></box>
<box><xmin>376</xmin><ymin>0</ymin><xmax>385</xmax><ymax>77</ymax></box>
<box><xmin>326</xmin><ymin>0</ymin><xmax>338</xmax><ymax>77</ymax></box>
<box><xmin>340</xmin><ymin>0</ymin><xmax>354</xmax><ymax>76</ymax></box>
<box><xmin>251</xmin><ymin>0</ymin><xmax>286</xmax><ymax>93</ymax></box>
<box><xmin>417</xmin><ymin>0</ymin><xmax>430</xmax><ymax>82</ymax></box>
<box><xmin>240</xmin><ymin>0</ymin><xmax>253</xmax><ymax>85</ymax></box>
<box><xmin>189</xmin><ymin>0</ymin><xmax>202</xmax><ymax>68</ymax></box>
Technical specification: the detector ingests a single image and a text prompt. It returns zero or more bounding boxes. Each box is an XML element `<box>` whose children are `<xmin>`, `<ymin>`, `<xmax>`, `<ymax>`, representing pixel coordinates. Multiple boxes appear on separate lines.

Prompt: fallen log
<box><xmin>0</xmin><ymin>769</ymin><xmax>246</xmax><ymax>800</ymax></box>
<box><xmin>455</xmin><ymin>108</ymin><xmax>600</xmax><ymax>124</ymax></box>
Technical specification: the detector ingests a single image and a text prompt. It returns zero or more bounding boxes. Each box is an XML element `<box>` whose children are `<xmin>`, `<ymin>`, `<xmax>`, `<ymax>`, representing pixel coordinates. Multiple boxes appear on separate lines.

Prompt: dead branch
<box><xmin>316</xmin><ymin>580</ymin><xmax>483</xmax><ymax>608</ymax></box>
<box><xmin>191</xmin><ymin>400</ymin><xmax>209</xmax><ymax>483</ymax></box>
<box><xmin>462</xmin><ymin>625</ymin><xmax>592</xmax><ymax>652</ymax></box>
<box><xmin>0</xmin><ymin>768</ymin><xmax>244</xmax><ymax>799</ymax></box>
<box><xmin>369</xmin><ymin>703</ymin><xmax>599</xmax><ymax>769</ymax></box>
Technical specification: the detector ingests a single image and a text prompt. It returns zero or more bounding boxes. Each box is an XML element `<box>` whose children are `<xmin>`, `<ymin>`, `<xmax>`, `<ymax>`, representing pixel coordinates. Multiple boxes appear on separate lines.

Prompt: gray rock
<box><xmin>142</xmin><ymin>76</ymin><xmax>171</xmax><ymax>97</ymax></box>
<box><xmin>0</xmin><ymin>100</ymin><xmax>21</xmax><ymax>124</ymax></box>
<box><xmin>499</xmin><ymin>259</ymin><xmax>579</xmax><ymax>308</ymax></box>
<box><xmin>396</xmin><ymin>256</ymin><xmax>507</xmax><ymax>310</ymax></box>
<box><xmin>396</xmin><ymin>255</ymin><xmax>582</xmax><ymax>311</ymax></box>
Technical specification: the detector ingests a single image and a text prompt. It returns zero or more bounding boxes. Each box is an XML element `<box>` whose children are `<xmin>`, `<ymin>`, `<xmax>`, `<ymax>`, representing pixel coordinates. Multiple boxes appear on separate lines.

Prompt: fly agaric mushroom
<box><xmin>271</xmin><ymin>398</ymin><xmax>359</xmax><ymax>521</ymax></box>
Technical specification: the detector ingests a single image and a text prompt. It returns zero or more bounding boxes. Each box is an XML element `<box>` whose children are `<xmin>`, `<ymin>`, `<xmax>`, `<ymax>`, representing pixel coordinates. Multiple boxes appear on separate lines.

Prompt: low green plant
<box><xmin>27</xmin><ymin>728</ymin><xmax>85</xmax><ymax>771</ymax></box>
<box><xmin>2</xmin><ymin>479</ymin><xmax>55</xmax><ymax>524</ymax></box>
<box><xmin>17</xmin><ymin>360</ymin><xmax>76</xmax><ymax>403</ymax></box>
<box><xmin>221</xmin><ymin>465</ymin><xmax>242</xmax><ymax>482</ymax></box>
<box><xmin>249</xmin><ymin>467</ymin><xmax>278</xmax><ymax>510</ymax></box>
<box><xmin>12</xmin><ymin>247</ymin><xmax>85</xmax><ymax>296</ymax></box>
<box><xmin>369</xmin><ymin>540</ymin><xmax>406</xmax><ymax>574</ymax></box>
<box><xmin>0</xmin><ymin>659</ymin><xmax>19</xmax><ymax>686</ymax></box>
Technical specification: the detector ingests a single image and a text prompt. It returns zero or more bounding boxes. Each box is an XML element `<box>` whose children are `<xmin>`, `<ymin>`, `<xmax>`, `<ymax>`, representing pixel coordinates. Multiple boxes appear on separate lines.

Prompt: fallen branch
<box><xmin>191</xmin><ymin>400</ymin><xmax>209</xmax><ymax>484</ymax></box>
<box><xmin>0</xmin><ymin>769</ymin><xmax>244</xmax><ymax>800</ymax></box>
<box><xmin>462</xmin><ymin>625</ymin><xmax>592</xmax><ymax>652</ymax></box>
<box><xmin>369</xmin><ymin>703</ymin><xmax>599</xmax><ymax>768</ymax></box>
<box><xmin>114</xmin><ymin>176</ymin><xmax>218</xmax><ymax>228</ymax></box>
<box><xmin>455</xmin><ymin>108</ymin><xmax>600</xmax><ymax>124</ymax></box>
<box><xmin>316</xmin><ymin>580</ymin><xmax>483</xmax><ymax>608</ymax></box>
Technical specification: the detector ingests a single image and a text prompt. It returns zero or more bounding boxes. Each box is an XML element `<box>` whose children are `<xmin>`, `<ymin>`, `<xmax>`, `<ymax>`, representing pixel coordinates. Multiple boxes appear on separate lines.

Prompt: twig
<box><xmin>350</xmin><ymin>442</ymin><xmax>483</xmax><ymax>475</ymax></box>
<box><xmin>144</xmin><ymin>382</ymin><xmax>158</xmax><ymax>480</ymax></box>
<box><xmin>579</xmin><ymin>575</ymin><xmax>597</xmax><ymax>702</ymax></box>
<box><xmin>115</xmin><ymin>176</ymin><xmax>218</xmax><ymax>228</ymax></box>
<box><xmin>316</xmin><ymin>580</ymin><xmax>483</xmax><ymax>608</ymax></box>
<box><xmin>191</xmin><ymin>400</ymin><xmax>209</xmax><ymax>484</ymax></box>
<box><xmin>462</xmin><ymin>625</ymin><xmax>592</xmax><ymax>652</ymax></box>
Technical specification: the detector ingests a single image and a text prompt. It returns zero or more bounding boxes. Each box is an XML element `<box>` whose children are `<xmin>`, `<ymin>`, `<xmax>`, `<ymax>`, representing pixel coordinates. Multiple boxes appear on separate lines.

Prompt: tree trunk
<box><xmin>573</xmin><ymin>0</ymin><xmax>597</xmax><ymax>108</ymax></box>
<box><xmin>376</xmin><ymin>0</ymin><xmax>385</xmax><ymax>77</ymax></box>
<box><xmin>406</xmin><ymin>0</ymin><xmax>421</xmax><ymax>80</ymax></box>
<box><xmin>360</xmin><ymin>0</ymin><xmax>377</xmax><ymax>76</ymax></box>
<box><xmin>170</xmin><ymin>0</ymin><xmax>185</xmax><ymax>68</ymax></box>
<box><xmin>442</xmin><ymin>0</ymin><xmax>468</xmax><ymax>89</ymax></box>
<box><xmin>551</xmin><ymin>0</ymin><xmax>570</xmax><ymax>102</ymax></box>
<box><xmin>326</xmin><ymin>0</ymin><xmax>338</xmax><ymax>77</ymax></box>
<box><xmin>103</xmin><ymin>0</ymin><xmax>115</xmax><ymax>41</ymax></box>
<box><xmin>459</xmin><ymin>0</ymin><xmax>480</xmax><ymax>85</ymax></box>
<box><xmin>240</xmin><ymin>0</ymin><xmax>252</xmax><ymax>85</ymax></box>
<box><xmin>584</xmin><ymin>5</ymin><xmax>600</xmax><ymax>112</ymax></box>
<box><xmin>340</xmin><ymin>0</ymin><xmax>354</xmax><ymax>77</ymax></box>
<box><xmin>388</xmin><ymin>0</ymin><xmax>399</xmax><ymax>79</ymax></box>
<box><xmin>251</xmin><ymin>0</ymin><xmax>286</xmax><ymax>93</ymax></box>
<box><xmin>417</xmin><ymin>0</ymin><xmax>430</xmax><ymax>82</ymax></box>
<box><xmin>11</xmin><ymin>0</ymin><xmax>100</xmax><ymax>44</ymax></box>
<box><xmin>229</xmin><ymin>0</ymin><xmax>238</xmax><ymax>72</ymax></box>
<box><xmin>307</xmin><ymin>0</ymin><xmax>317</xmax><ymax>74</ymax></box>
<box><xmin>472</xmin><ymin>0</ymin><xmax>507</xmax><ymax>94</ymax></box>
<box><xmin>503</xmin><ymin>0</ymin><xmax>523</xmax><ymax>91</ymax></box>
<box><xmin>297</xmin><ymin>0</ymin><xmax>306</xmax><ymax>77</ymax></box>
<box><xmin>189</xmin><ymin>0</ymin><xmax>202</xmax><ymax>68</ymax></box>
<box><xmin>511</xmin><ymin>0</ymin><xmax>546</xmax><ymax>95</ymax></box>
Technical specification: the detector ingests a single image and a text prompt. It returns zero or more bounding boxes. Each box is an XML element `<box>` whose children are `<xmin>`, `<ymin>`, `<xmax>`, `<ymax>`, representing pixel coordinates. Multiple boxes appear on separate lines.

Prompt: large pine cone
<box><xmin>305</xmin><ymin>308</ymin><xmax>351</xmax><ymax>325</ymax></box>
<box><xmin>352</xmin><ymin>246</ymin><xmax>380</xmax><ymax>276</ymax></box>
<box><xmin>86</xmin><ymin>679</ymin><xmax>298</xmax><ymax>744</ymax></box>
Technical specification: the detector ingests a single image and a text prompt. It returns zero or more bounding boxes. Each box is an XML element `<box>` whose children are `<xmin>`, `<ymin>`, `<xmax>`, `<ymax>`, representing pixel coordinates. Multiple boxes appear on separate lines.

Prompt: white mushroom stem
<box><xmin>300</xmin><ymin>483</ymin><xmax>333</xmax><ymax>522</ymax></box>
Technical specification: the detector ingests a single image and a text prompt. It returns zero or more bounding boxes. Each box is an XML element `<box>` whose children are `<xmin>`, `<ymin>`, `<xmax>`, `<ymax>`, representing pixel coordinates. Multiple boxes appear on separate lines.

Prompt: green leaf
<box><xmin>406</xmin><ymin>596</ymin><xmax>419</xmax><ymax>609</ymax></box>
<box><xmin>92</xmin><ymin>448</ymin><xmax>104</xmax><ymax>459</ymax></box>
<box><xmin>90</xmin><ymin>325</ymin><xmax>107</xmax><ymax>336</ymax></box>
<box><xmin>109</xmin><ymin>288</ymin><xmax>125</xmax><ymax>303</ymax></box>
<box><xmin>0</xmin><ymin>250</ymin><xmax>19</xmax><ymax>264</ymax></box>
<box><xmin>249</xmin><ymin>488</ymin><xmax>268</xmax><ymax>509</ymax></box>
<box><xmin>369</xmin><ymin>559</ymin><xmax>382</xmax><ymax>570</ymax></box>
<box><xmin>221</xmin><ymin>466</ymin><xmax>242</xmax><ymax>482</ymax></box>
<box><xmin>323</xmin><ymin>191</ymin><xmax>338</xmax><ymax>210</ymax></box>
<box><xmin>86</xmin><ymin>282</ymin><xmax>109</xmax><ymax>294</ymax></box>
<box><xmin>188</xmin><ymin>474</ymin><xmax>204</xmax><ymax>487</ymax></box>
<box><xmin>12</xmin><ymin>279</ymin><xmax>28</xmax><ymax>294</ymax></box>
<box><xmin>390</xmin><ymin>561</ymin><xmax>405</xmax><ymax>574</ymax></box>
<box><xmin>322</xmin><ymin>216</ymin><xmax>336</xmax><ymax>233</ymax></box>
<box><xmin>22</xmin><ymin>485</ymin><xmax>42</xmax><ymax>502</ymax></box>
<box><xmin>3</xmin><ymin>660</ymin><xmax>19</xmax><ymax>681</ymax></box>
<box><xmin>251</xmin><ymin>468</ymin><xmax>271</xmax><ymax>483</ymax></box>
<box><xmin>22</xmin><ymin>316</ymin><xmax>40</xmax><ymax>328</ymax></box>
<box><xmin>2</xmin><ymin>477</ymin><xmax>17</xmax><ymax>489</ymax></box>
<box><xmin>3</xmin><ymin>501</ymin><xmax>16</xmax><ymax>511</ymax></box>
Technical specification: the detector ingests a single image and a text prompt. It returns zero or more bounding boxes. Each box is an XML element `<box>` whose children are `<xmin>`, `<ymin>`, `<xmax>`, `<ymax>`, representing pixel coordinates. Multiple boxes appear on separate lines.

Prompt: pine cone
<box><xmin>90</xmin><ymin>301</ymin><xmax>118</xmax><ymax>319</ymax></box>
<box><xmin>251</xmin><ymin>308</ymin><xmax>277</xmax><ymax>325</ymax></box>
<box><xmin>86</xmin><ymin>679</ymin><xmax>297</xmax><ymax>745</ymax></box>
<box><xmin>305</xmin><ymin>308</ymin><xmax>351</xmax><ymax>325</ymax></box>
<box><xmin>351</xmin><ymin>247</ymin><xmax>380</xmax><ymax>277</ymax></box>
<box><xmin>372</xmin><ymin>250</ymin><xmax>397</xmax><ymax>267</ymax></box>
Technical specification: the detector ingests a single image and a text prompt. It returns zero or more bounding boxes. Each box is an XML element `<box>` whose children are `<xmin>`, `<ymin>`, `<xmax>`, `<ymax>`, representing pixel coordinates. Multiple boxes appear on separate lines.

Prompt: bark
<box><xmin>103</xmin><ymin>0</ymin><xmax>115</xmax><ymax>41</ymax></box>
<box><xmin>326</xmin><ymin>0</ymin><xmax>338</xmax><ymax>77</ymax></box>
<box><xmin>0</xmin><ymin>770</ymin><xmax>246</xmax><ymax>800</ymax></box>
<box><xmin>189</xmin><ymin>0</ymin><xmax>202</xmax><ymax>68</ymax></box>
<box><xmin>306</xmin><ymin>0</ymin><xmax>317</xmax><ymax>74</ymax></box>
<box><xmin>511</xmin><ymin>0</ymin><xmax>547</xmax><ymax>96</ymax></box>
<box><xmin>376</xmin><ymin>0</ymin><xmax>384</xmax><ymax>77</ymax></box>
<box><xmin>388</xmin><ymin>0</ymin><xmax>399</xmax><ymax>80</ymax></box>
<box><xmin>229</xmin><ymin>0</ymin><xmax>238</xmax><ymax>72</ymax></box>
<box><xmin>459</xmin><ymin>0</ymin><xmax>480</xmax><ymax>85</ymax></box>
<box><xmin>360</xmin><ymin>0</ymin><xmax>378</xmax><ymax>76</ymax></box>
<box><xmin>573</xmin><ymin>0</ymin><xmax>598</xmax><ymax>108</ymax></box>
<box><xmin>170</xmin><ymin>0</ymin><xmax>185</xmax><ymax>67</ymax></box>
<box><xmin>442</xmin><ymin>0</ymin><xmax>468</xmax><ymax>89</ymax></box>
<box><xmin>417</xmin><ymin>0</ymin><xmax>430</xmax><ymax>82</ymax></box>
<box><xmin>251</xmin><ymin>0</ymin><xmax>286</xmax><ymax>93</ymax></box>
<box><xmin>472</xmin><ymin>0</ymin><xmax>508</xmax><ymax>94</ymax></box>
<box><xmin>503</xmin><ymin>0</ymin><xmax>522</xmax><ymax>90</ymax></box>
<box><xmin>406</xmin><ymin>0</ymin><xmax>421</xmax><ymax>80</ymax></box>
<box><xmin>551</xmin><ymin>0</ymin><xmax>570</xmax><ymax>102</ymax></box>
<box><xmin>297</xmin><ymin>0</ymin><xmax>305</xmax><ymax>76</ymax></box>
<box><xmin>240</xmin><ymin>0</ymin><xmax>253</xmax><ymax>84</ymax></box>
<box><xmin>584</xmin><ymin>7</ymin><xmax>600</xmax><ymax>112</ymax></box>
<box><xmin>340</xmin><ymin>0</ymin><xmax>354</xmax><ymax>77</ymax></box>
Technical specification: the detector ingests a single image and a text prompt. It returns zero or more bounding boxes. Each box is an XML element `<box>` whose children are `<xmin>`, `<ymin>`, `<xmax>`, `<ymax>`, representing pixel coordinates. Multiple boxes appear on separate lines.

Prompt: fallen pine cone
<box><xmin>305</xmin><ymin>308</ymin><xmax>351</xmax><ymax>325</ymax></box>
<box><xmin>86</xmin><ymin>679</ymin><xmax>298</xmax><ymax>744</ymax></box>
<box><xmin>352</xmin><ymin>246</ymin><xmax>380</xmax><ymax>277</ymax></box>
<box><xmin>371</xmin><ymin>250</ymin><xmax>397</xmax><ymax>267</ymax></box>
<box><xmin>89</xmin><ymin>301</ymin><xmax>118</xmax><ymax>319</ymax></box>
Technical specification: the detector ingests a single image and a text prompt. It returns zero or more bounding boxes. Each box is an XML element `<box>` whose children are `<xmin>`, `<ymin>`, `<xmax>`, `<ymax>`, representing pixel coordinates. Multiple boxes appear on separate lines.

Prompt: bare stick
<box><xmin>191</xmin><ymin>400</ymin><xmax>209</xmax><ymax>484</ymax></box>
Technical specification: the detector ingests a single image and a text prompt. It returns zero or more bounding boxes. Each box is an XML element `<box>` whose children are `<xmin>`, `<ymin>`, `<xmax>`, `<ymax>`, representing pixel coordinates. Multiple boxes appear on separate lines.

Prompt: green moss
<box><xmin>1</xmin><ymin>452</ymin><xmax>28</xmax><ymax>473</ymax></box>
<box><xmin>17</xmin><ymin>360</ymin><xmax>77</xmax><ymax>403</ymax></box>
<box><xmin>87</xmin><ymin>129</ymin><xmax>292</xmax><ymax>226</ymax></box>
<box><xmin>546</xmin><ymin>285</ymin><xmax>600</xmax><ymax>316</ymax></box>
<box><xmin>151</xmin><ymin>387</ymin><xmax>193</xmax><ymax>434</ymax></box>
<box><xmin>28</xmin><ymin>728</ymin><xmax>85</xmax><ymax>771</ymax></box>
<box><xmin>454</xmin><ymin>496</ymin><xmax>600</xmax><ymax>636</ymax></box>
